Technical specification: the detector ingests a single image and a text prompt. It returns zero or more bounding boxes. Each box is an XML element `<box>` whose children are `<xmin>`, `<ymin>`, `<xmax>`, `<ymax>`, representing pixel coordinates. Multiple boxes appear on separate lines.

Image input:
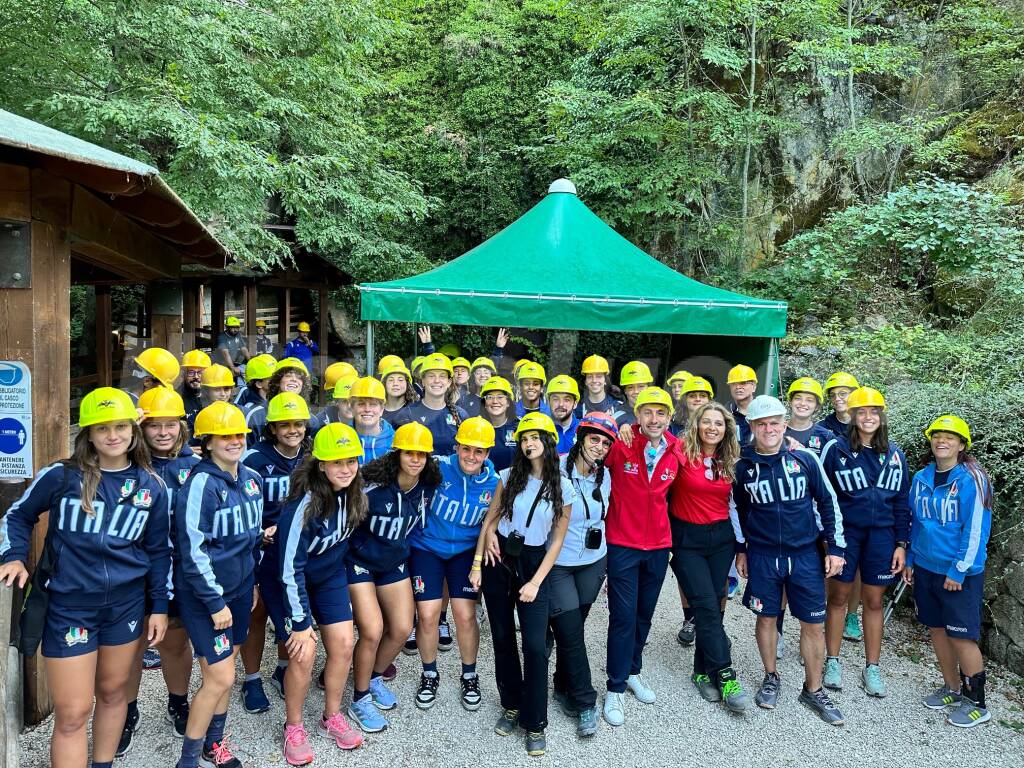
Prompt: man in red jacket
<box><xmin>602</xmin><ymin>387</ymin><xmax>681</xmax><ymax>727</ymax></box>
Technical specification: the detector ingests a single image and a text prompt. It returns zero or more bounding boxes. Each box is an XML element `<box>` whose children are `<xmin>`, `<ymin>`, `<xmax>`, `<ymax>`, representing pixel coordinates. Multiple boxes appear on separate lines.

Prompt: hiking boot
<box><xmin>861</xmin><ymin>664</ymin><xmax>887</xmax><ymax>698</ymax></box>
<box><xmin>799</xmin><ymin>686</ymin><xmax>845</xmax><ymax>726</ymax></box>
<box><xmin>922</xmin><ymin>685</ymin><xmax>962</xmax><ymax>710</ymax></box>
<box><xmin>438</xmin><ymin>620</ymin><xmax>454</xmax><ymax>651</ymax></box>
<box><xmin>843</xmin><ymin>612</ymin><xmax>863</xmax><ymax>641</ymax></box>
<box><xmin>577</xmin><ymin>706</ymin><xmax>599</xmax><ymax>737</ymax></box>
<box><xmin>603</xmin><ymin>692</ymin><xmax>625</xmax><ymax>726</ymax></box>
<box><xmin>823</xmin><ymin>657</ymin><xmax>842</xmax><ymax>691</ymax></box>
<box><xmin>677</xmin><ymin>620</ymin><xmax>696</xmax><ymax>647</ymax></box>
<box><xmin>525</xmin><ymin>730</ymin><xmax>546</xmax><ymax>756</ymax></box>
<box><xmin>318</xmin><ymin>712</ymin><xmax>363</xmax><ymax>750</ymax></box>
<box><xmin>494</xmin><ymin>708</ymin><xmax>519</xmax><ymax>736</ymax></box>
<box><xmin>692</xmin><ymin>673</ymin><xmax>722</xmax><ymax>703</ymax></box>
<box><xmin>755</xmin><ymin>672</ymin><xmax>781</xmax><ymax>710</ymax></box>
<box><xmin>348</xmin><ymin>695</ymin><xmax>387</xmax><ymax>733</ymax></box>
<box><xmin>718</xmin><ymin>669</ymin><xmax>752</xmax><ymax>713</ymax></box>
<box><xmin>415</xmin><ymin>672</ymin><xmax>440</xmax><ymax>710</ymax></box>
<box><xmin>460</xmin><ymin>674</ymin><xmax>482</xmax><ymax>711</ymax></box>
<box><xmin>282</xmin><ymin>723</ymin><xmax>314</xmax><ymax>766</ymax></box>
<box><xmin>626</xmin><ymin>673</ymin><xmax>656</xmax><ymax>704</ymax></box>
<box><xmin>946</xmin><ymin>699</ymin><xmax>991</xmax><ymax>728</ymax></box>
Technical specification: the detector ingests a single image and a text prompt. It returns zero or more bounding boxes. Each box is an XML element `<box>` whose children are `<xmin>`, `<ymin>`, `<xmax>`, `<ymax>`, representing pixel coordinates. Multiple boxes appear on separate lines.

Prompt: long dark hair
<box><xmin>361</xmin><ymin>450</ymin><xmax>443</xmax><ymax>488</ymax></box>
<box><xmin>565</xmin><ymin>430</ymin><xmax>607</xmax><ymax>506</ymax></box>
<box><xmin>260</xmin><ymin>420</ymin><xmax>313</xmax><ymax>455</ymax></box>
<box><xmin>288</xmin><ymin>454</ymin><xmax>368</xmax><ymax>531</ymax></box>
<box><xmin>70</xmin><ymin>423</ymin><xmax>155</xmax><ymax>516</ymax></box>
<box><xmin>848</xmin><ymin>409</ymin><xmax>890</xmax><ymax>453</ymax></box>
<box><xmin>500</xmin><ymin>432</ymin><xmax>564</xmax><ymax>520</ymax></box>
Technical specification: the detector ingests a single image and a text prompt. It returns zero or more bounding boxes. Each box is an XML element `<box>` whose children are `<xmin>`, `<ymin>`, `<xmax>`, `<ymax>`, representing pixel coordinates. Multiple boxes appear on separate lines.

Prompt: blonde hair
<box><xmin>681</xmin><ymin>402</ymin><xmax>739</xmax><ymax>482</ymax></box>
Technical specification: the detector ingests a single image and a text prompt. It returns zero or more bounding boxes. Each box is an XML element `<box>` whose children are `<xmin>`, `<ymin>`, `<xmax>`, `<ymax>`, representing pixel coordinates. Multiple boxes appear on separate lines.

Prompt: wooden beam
<box><xmin>96</xmin><ymin>285</ymin><xmax>112</xmax><ymax>387</ymax></box>
<box><xmin>182</xmin><ymin>281</ymin><xmax>199</xmax><ymax>351</ymax></box>
<box><xmin>245</xmin><ymin>282</ymin><xmax>257</xmax><ymax>341</ymax></box>
<box><xmin>0</xmin><ymin>164</ymin><xmax>30</xmax><ymax>221</ymax></box>
<box><xmin>211</xmin><ymin>281</ymin><xmax>225</xmax><ymax>338</ymax></box>
<box><xmin>278</xmin><ymin>288</ymin><xmax>291</xmax><ymax>346</ymax></box>
<box><xmin>34</xmin><ymin>155</ymin><xmax>148</xmax><ymax>197</ymax></box>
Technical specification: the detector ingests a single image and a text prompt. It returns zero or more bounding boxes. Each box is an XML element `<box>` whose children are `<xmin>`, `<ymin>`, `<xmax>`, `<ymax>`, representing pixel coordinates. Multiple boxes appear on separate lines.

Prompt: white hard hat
<box><xmin>746</xmin><ymin>395</ymin><xmax>787</xmax><ymax>422</ymax></box>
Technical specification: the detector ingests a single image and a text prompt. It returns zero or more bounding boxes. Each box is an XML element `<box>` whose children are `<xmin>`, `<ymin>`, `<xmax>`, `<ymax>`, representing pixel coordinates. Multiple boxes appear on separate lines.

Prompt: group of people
<box><xmin>0</xmin><ymin>327</ymin><xmax>995</xmax><ymax>768</ymax></box>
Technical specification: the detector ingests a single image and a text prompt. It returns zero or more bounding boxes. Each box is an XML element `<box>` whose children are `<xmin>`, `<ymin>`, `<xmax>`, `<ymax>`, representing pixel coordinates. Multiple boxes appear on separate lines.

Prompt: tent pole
<box><xmin>366</xmin><ymin>320</ymin><xmax>375</xmax><ymax>376</ymax></box>
<box><xmin>767</xmin><ymin>337</ymin><xmax>781</xmax><ymax>396</ymax></box>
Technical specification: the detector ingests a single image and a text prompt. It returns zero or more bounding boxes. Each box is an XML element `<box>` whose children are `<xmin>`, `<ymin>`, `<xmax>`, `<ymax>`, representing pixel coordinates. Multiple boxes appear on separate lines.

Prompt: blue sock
<box><xmin>204</xmin><ymin>712</ymin><xmax>227</xmax><ymax>751</ymax></box>
<box><xmin>462</xmin><ymin>662</ymin><xmax>477</xmax><ymax>677</ymax></box>
<box><xmin>354</xmin><ymin>688</ymin><xmax>370</xmax><ymax>702</ymax></box>
<box><xmin>423</xmin><ymin>659</ymin><xmax>438</xmax><ymax>674</ymax></box>
<box><xmin>177</xmin><ymin>736</ymin><xmax>204</xmax><ymax>768</ymax></box>
<box><xmin>92</xmin><ymin>762</ymin><xmax>113</xmax><ymax>768</ymax></box>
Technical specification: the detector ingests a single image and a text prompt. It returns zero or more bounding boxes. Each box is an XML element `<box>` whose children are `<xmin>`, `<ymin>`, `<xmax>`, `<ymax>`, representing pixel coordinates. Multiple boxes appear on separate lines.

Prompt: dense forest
<box><xmin>1</xmin><ymin>0</ymin><xmax>1023</xmax><ymax>531</ymax></box>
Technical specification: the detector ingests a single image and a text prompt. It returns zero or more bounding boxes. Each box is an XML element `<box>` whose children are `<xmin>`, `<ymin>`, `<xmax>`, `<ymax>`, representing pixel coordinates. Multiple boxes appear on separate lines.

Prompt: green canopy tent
<box><xmin>359</xmin><ymin>179</ymin><xmax>787</xmax><ymax>394</ymax></box>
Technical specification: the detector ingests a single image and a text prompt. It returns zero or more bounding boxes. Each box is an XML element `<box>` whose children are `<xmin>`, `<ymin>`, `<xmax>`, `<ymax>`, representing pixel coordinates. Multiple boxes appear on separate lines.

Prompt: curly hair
<box><xmin>289</xmin><ymin>454</ymin><xmax>368</xmax><ymax>531</ymax></box>
<box><xmin>500</xmin><ymin>432</ymin><xmax>564</xmax><ymax>521</ymax></box>
<box><xmin>267</xmin><ymin>367</ymin><xmax>312</xmax><ymax>401</ymax></box>
<box><xmin>361</xmin><ymin>449</ymin><xmax>443</xmax><ymax>488</ymax></box>
<box><xmin>681</xmin><ymin>402</ymin><xmax>739</xmax><ymax>482</ymax></box>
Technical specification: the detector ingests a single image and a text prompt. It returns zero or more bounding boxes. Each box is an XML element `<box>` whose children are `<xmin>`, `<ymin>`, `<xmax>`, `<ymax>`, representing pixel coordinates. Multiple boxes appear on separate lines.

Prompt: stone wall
<box><xmin>982</xmin><ymin>530</ymin><xmax>1024</xmax><ymax>674</ymax></box>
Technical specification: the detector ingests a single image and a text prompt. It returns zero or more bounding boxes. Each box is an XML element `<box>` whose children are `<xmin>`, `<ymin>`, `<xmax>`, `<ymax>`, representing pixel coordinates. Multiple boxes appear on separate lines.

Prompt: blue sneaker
<box><xmin>348</xmin><ymin>694</ymin><xmax>388</xmax><ymax>733</ymax></box>
<box><xmin>240</xmin><ymin>678</ymin><xmax>270</xmax><ymax>714</ymax></box>
<box><xmin>270</xmin><ymin>665</ymin><xmax>286</xmax><ymax>699</ymax></box>
<box><xmin>142</xmin><ymin>648</ymin><xmax>162</xmax><ymax>670</ymax></box>
<box><xmin>369</xmin><ymin>676</ymin><xmax>398</xmax><ymax>710</ymax></box>
<box><xmin>727</xmin><ymin>577</ymin><xmax>740</xmax><ymax>600</ymax></box>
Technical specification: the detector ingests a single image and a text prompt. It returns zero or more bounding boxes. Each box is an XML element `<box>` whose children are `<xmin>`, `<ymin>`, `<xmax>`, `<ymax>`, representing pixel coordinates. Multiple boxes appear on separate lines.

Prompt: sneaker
<box><xmin>799</xmin><ymin>686</ymin><xmax>845</xmax><ymax>726</ymax></box>
<box><xmin>369</xmin><ymin>676</ymin><xmax>398</xmax><ymax>710</ymax></box>
<box><xmin>755</xmin><ymin>672</ymin><xmax>781</xmax><ymax>710</ymax></box>
<box><xmin>626</xmin><ymin>673</ymin><xmax>656</xmax><ymax>704</ymax></box>
<box><xmin>438</xmin><ymin>620</ymin><xmax>454</xmax><ymax>652</ymax></box>
<box><xmin>727</xmin><ymin>577</ymin><xmax>740</xmax><ymax>600</ymax></box>
<box><xmin>691</xmin><ymin>673</ymin><xmax>722</xmax><ymax>703</ymax></box>
<box><xmin>843</xmin><ymin>612</ymin><xmax>863</xmax><ymax>641</ymax></box>
<box><xmin>165</xmin><ymin>701</ymin><xmax>189</xmax><ymax>739</ymax></box>
<box><xmin>319</xmin><ymin>712</ymin><xmax>363</xmax><ymax>750</ymax></box>
<box><xmin>776</xmin><ymin>634</ymin><xmax>785</xmax><ymax>660</ymax></box>
<box><xmin>282</xmin><ymin>723</ymin><xmax>314</xmax><ymax>766</ymax></box>
<box><xmin>494</xmin><ymin>708</ymin><xmax>519</xmax><ymax>736</ymax></box>
<box><xmin>861</xmin><ymin>664</ymin><xmax>887</xmax><ymax>698</ymax></box>
<box><xmin>382</xmin><ymin>661</ymin><xmax>398</xmax><ymax>682</ymax></box>
<box><xmin>403</xmin><ymin>626</ymin><xmax>418</xmax><ymax>655</ymax></box>
<box><xmin>143</xmin><ymin>648</ymin><xmax>162</xmax><ymax>669</ymax></box>
<box><xmin>922</xmin><ymin>685</ymin><xmax>963</xmax><ymax>710</ymax></box>
<box><xmin>415</xmin><ymin>672</ymin><xmax>440</xmax><ymax>710</ymax></box>
<box><xmin>720</xmin><ymin>678</ymin><xmax>753</xmax><ymax>714</ymax></box>
<box><xmin>823</xmin><ymin>657</ymin><xmax>842</xmax><ymax>691</ymax></box>
<box><xmin>553</xmin><ymin>689</ymin><xmax>576</xmax><ymax>717</ymax></box>
<box><xmin>200</xmin><ymin>740</ymin><xmax>243</xmax><ymax>767</ymax></box>
<box><xmin>525</xmin><ymin>730</ymin><xmax>546</xmax><ymax>756</ymax></box>
<box><xmin>348</xmin><ymin>695</ymin><xmax>388</xmax><ymax>733</ymax></box>
<box><xmin>241</xmin><ymin>678</ymin><xmax>271</xmax><ymax>713</ymax></box>
<box><xmin>115</xmin><ymin>708</ymin><xmax>140</xmax><ymax>757</ymax></box>
<box><xmin>677</xmin><ymin>620</ymin><xmax>696</xmax><ymax>647</ymax></box>
<box><xmin>946</xmin><ymin>699</ymin><xmax>991</xmax><ymax>728</ymax></box>
<box><xmin>577</xmin><ymin>706</ymin><xmax>599</xmax><ymax>737</ymax></box>
<box><xmin>603</xmin><ymin>692</ymin><xmax>625</xmax><ymax>726</ymax></box>
<box><xmin>460</xmin><ymin>674</ymin><xmax>482</xmax><ymax>711</ymax></box>
<box><xmin>270</xmin><ymin>665</ymin><xmax>287</xmax><ymax>699</ymax></box>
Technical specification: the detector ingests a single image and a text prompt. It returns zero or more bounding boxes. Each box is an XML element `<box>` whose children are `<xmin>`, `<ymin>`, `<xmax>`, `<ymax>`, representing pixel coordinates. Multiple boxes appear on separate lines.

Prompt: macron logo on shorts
<box><xmin>809</xmin><ymin>609</ymin><xmax>826</xmax><ymax>618</ymax></box>
<box><xmin>128</xmin><ymin>620</ymin><xmax>138</xmax><ymax>632</ymax></box>
<box><xmin>946</xmin><ymin>624</ymin><xmax>968</xmax><ymax>634</ymax></box>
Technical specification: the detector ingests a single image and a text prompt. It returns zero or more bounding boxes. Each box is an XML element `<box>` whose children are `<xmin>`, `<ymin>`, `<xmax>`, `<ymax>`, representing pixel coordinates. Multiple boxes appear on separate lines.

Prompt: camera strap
<box><xmin>521</xmin><ymin>486</ymin><xmax>545</xmax><ymax>532</ymax></box>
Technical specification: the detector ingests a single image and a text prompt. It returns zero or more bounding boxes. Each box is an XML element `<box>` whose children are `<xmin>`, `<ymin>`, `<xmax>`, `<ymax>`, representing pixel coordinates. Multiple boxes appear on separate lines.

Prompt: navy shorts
<box><xmin>914</xmin><ymin>567</ymin><xmax>983</xmax><ymax>640</ymax></box>
<box><xmin>177</xmin><ymin>588</ymin><xmax>254</xmax><ymax>664</ymax></box>
<box><xmin>835</xmin><ymin>525</ymin><xmax>898</xmax><ymax>586</ymax></box>
<box><xmin>743</xmin><ymin>549</ymin><xmax>826</xmax><ymax>624</ymax></box>
<box><xmin>409</xmin><ymin>546</ymin><xmax>477</xmax><ymax>602</ymax></box>
<box><xmin>259</xmin><ymin>569</ymin><xmax>353</xmax><ymax>641</ymax></box>
<box><xmin>346</xmin><ymin>560</ymin><xmax>409</xmax><ymax>587</ymax></box>
<box><xmin>42</xmin><ymin>594</ymin><xmax>145</xmax><ymax>658</ymax></box>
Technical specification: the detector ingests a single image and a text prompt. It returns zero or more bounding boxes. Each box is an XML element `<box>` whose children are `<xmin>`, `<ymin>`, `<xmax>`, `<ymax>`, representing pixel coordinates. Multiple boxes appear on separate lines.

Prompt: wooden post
<box><xmin>245</xmin><ymin>282</ymin><xmax>257</xmax><ymax>343</ymax></box>
<box><xmin>96</xmin><ymin>285</ymin><xmax>112</xmax><ymax>387</ymax></box>
<box><xmin>278</xmin><ymin>288</ymin><xmax>291</xmax><ymax>346</ymax></box>
<box><xmin>1</xmin><ymin>479</ymin><xmax>27</xmax><ymax>768</ymax></box>
<box><xmin>211</xmin><ymin>280</ymin><xmax>225</xmax><ymax>338</ymax></box>
<box><xmin>182</xmin><ymin>280</ymin><xmax>199</xmax><ymax>352</ymax></box>
<box><xmin>150</xmin><ymin>281</ymin><xmax>183</xmax><ymax>356</ymax></box>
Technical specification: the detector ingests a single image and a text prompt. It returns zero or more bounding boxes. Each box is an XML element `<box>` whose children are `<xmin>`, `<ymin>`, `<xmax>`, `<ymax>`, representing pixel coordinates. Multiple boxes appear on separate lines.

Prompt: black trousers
<box><xmin>481</xmin><ymin>542</ymin><xmax>550</xmax><ymax>732</ymax></box>
<box><xmin>671</xmin><ymin>517</ymin><xmax>735</xmax><ymax>679</ymax></box>
<box><xmin>549</xmin><ymin>558</ymin><xmax>605</xmax><ymax>710</ymax></box>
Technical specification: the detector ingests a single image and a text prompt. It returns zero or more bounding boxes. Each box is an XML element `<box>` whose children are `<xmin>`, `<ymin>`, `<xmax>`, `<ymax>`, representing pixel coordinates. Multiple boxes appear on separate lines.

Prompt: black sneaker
<box><xmin>415</xmin><ymin>672</ymin><xmax>440</xmax><ymax>710</ymax></box>
<box><xmin>755</xmin><ymin>672</ymin><xmax>781</xmax><ymax>710</ymax></box>
<box><xmin>799</xmin><ymin>686</ymin><xmax>845</xmax><ymax>726</ymax></box>
<box><xmin>460</xmin><ymin>674</ymin><xmax>481</xmax><ymax>711</ymax></box>
<box><xmin>165</xmin><ymin>701</ymin><xmax>189</xmax><ymax>739</ymax></box>
<box><xmin>677</xmin><ymin>619</ymin><xmax>696</xmax><ymax>647</ymax></box>
<box><xmin>115</xmin><ymin>708</ymin><xmax>140</xmax><ymax>757</ymax></box>
<box><xmin>199</xmin><ymin>740</ymin><xmax>243</xmax><ymax>767</ymax></box>
<box><xmin>403</xmin><ymin>626</ymin><xmax>418</xmax><ymax>656</ymax></box>
<box><xmin>438</xmin><ymin>620</ymin><xmax>454</xmax><ymax>652</ymax></box>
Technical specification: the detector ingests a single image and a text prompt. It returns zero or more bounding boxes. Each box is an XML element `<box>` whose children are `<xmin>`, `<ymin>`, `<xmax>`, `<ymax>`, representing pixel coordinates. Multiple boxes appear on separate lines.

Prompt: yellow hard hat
<box><xmin>181</xmin><ymin>349</ymin><xmax>212</xmax><ymax>370</ymax></box>
<box><xmin>512</xmin><ymin>359</ymin><xmax>532</xmax><ymax>375</ymax></box>
<box><xmin>824</xmin><ymin>372</ymin><xmax>860</xmax><ymax>393</ymax></box>
<box><xmin>479</xmin><ymin>376</ymin><xmax>514</xmax><ymax>399</ymax></box>
<box><xmin>266</xmin><ymin>392</ymin><xmax>311</xmax><ymax>422</ymax></box>
<box><xmin>245</xmin><ymin>355</ymin><xmax>277</xmax><ymax>382</ymax></box>
<box><xmin>376</xmin><ymin>355</ymin><xmax>404</xmax><ymax>376</ymax></box>
<box><xmin>546</xmin><ymin>374</ymin><xmax>580</xmax><ymax>402</ymax></box>
<box><xmin>297</xmin><ymin>321</ymin><xmax>311</xmax><ymax>332</ymax></box>
<box><xmin>312</xmin><ymin>422</ymin><xmax>363</xmax><ymax>461</ymax></box>
<box><xmin>681</xmin><ymin>376</ymin><xmax>714</xmax><ymax>397</ymax></box>
<box><xmin>419</xmin><ymin>353</ymin><xmax>454</xmax><ymax>377</ymax></box>
<box><xmin>138</xmin><ymin>387</ymin><xmax>185</xmax><ymax>420</ymax></box>
<box><xmin>135</xmin><ymin>347</ymin><xmax>180</xmax><ymax>386</ymax></box>
<box><xmin>581</xmin><ymin>354</ymin><xmax>610</xmax><ymax>375</ymax></box>
<box><xmin>847</xmin><ymin>386</ymin><xmax>887</xmax><ymax>410</ymax></box>
<box><xmin>225</xmin><ymin>316</ymin><xmax>241</xmax><ymax>328</ymax></box>
<box><xmin>666</xmin><ymin>369</ymin><xmax>692</xmax><ymax>387</ymax></box>
<box><xmin>925</xmin><ymin>414</ymin><xmax>972</xmax><ymax>449</ymax></box>
<box><xmin>276</xmin><ymin>357</ymin><xmax>309</xmax><ymax>376</ymax></box>
<box><xmin>517</xmin><ymin>361</ymin><xmax>547</xmax><ymax>384</ymax></box>
<box><xmin>255</xmin><ymin>318</ymin><xmax>267</xmax><ymax>328</ymax></box>
<box><xmin>79</xmin><ymin>387</ymin><xmax>138</xmax><ymax>428</ymax></box>
<box><xmin>787</xmin><ymin>377</ymin><xmax>824</xmax><ymax>402</ymax></box>
<box><xmin>619</xmin><ymin>360</ymin><xmax>653</xmax><ymax>387</ymax></box>
<box><xmin>333</xmin><ymin>374</ymin><xmax>358</xmax><ymax>400</ymax></box>
<box><xmin>727</xmin><ymin>364</ymin><xmax>758</xmax><ymax>385</ymax></box>
<box><xmin>350</xmin><ymin>376</ymin><xmax>386</xmax><ymax>401</ymax></box>
<box><xmin>471</xmin><ymin>356</ymin><xmax>496</xmax><ymax>372</ymax></box>
<box><xmin>451</xmin><ymin>356</ymin><xmax>472</xmax><ymax>371</ymax></box>
<box><xmin>324</xmin><ymin>361</ymin><xmax>358</xmax><ymax>391</ymax></box>
<box><xmin>514</xmin><ymin>411</ymin><xmax>558</xmax><ymax>439</ymax></box>
<box><xmin>380</xmin><ymin>361</ymin><xmax>412</xmax><ymax>383</ymax></box>
<box><xmin>411</xmin><ymin>355</ymin><xmax>426</xmax><ymax>374</ymax></box>
<box><xmin>392</xmin><ymin>422</ymin><xmax>434</xmax><ymax>453</ymax></box>
<box><xmin>634</xmin><ymin>386</ymin><xmax>675</xmax><ymax>415</ymax></box>
<box><xmin>193</xmin><ymin>401</ymin><xmax>249</xmax><ymax>437</ymax></box>
<box><xmin>438</xmin><ymin>343</ymin><xmax>460</xmax><ymax>359</ymax></box>
<box><xmin>201</xmin><ymin>364</ymin><xmax>235</xmax><ymax>388</ymax></box>
<box><xmin>456</xmin><ymin>417</ymin><xmax>496</xmax><ymax>449</ymax></box>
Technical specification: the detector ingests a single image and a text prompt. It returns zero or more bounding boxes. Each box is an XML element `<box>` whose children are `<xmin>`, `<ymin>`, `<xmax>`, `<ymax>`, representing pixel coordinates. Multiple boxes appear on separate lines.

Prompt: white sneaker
<box><xmin>603</xmin><ymin>692</ymin><xmax>625</xmax><ymax>726</ymax></box>
<box><xmin>626</xmin><ymin>674</ymin><xmax>656</xmax><ymax>704</ymax></box>
<box><xmin>776</xmin><ymin>634</ymin><xmax>785</xmax><ymax>660</ymax></box>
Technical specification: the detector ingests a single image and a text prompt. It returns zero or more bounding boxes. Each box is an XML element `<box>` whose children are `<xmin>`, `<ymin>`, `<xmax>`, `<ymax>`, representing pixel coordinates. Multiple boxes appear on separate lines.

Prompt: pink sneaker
<box><xmin>319</xmin><ymin>711</ymin><xmax>364</xmax><ymax>750</ymax></box>
<box><xmin>282</xmin><ymin>723</ymin><xmax>314</xmax><ymax>766</ymax></box>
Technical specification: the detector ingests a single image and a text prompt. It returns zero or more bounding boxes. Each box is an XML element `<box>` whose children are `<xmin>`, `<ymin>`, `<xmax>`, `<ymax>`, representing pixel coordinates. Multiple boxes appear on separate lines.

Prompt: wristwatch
<box><xmin>896</xmin><ymin>540</ymin><xmax>909</xmax><ymax>550</ymax></box>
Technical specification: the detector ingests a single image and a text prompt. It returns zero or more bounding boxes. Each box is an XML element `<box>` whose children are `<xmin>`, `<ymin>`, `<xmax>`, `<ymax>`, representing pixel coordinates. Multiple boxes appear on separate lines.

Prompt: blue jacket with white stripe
<box><xmin>906</xmin><ymin>462</ymin><xmax>991</xmax><ymax>584</ymax></box>
<box><xmin>173</xmin><ymin>459</ymin><xmax>263</xmax><ymax>612</ymax></box>
<box><xmin>819</xmin><ymin>436</ymin><xmax>911</xmax><ymax>539</ymax></box>
<box><xmin>410</xmin><ymin>453</ymin><xmax>499</xmax><ymax>559</ymax></box>
<box><xmin>346</xmin><ymin>480</ymin><xmax>435</xmax><ymax>573</ymax></box>
<box><xmin>241</xmin><ymin>441</ymin><xmax>305</xmax><ymax>529</ymax></box>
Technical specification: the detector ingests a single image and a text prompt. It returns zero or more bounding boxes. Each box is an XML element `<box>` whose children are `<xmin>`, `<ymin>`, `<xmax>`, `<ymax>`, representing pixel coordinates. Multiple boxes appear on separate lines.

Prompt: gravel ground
<box><xmin>18</xmin><ymin>576</ymin><xmax>1024</xmax><ymax>767</ymax></box>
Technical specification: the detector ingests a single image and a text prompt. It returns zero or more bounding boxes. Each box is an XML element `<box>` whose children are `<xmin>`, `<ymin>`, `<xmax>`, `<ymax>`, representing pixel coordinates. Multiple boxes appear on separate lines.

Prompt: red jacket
<box><xmin>605</xmin><ymin>425</ymin><xmax>681</xmax><ymax>550</ymax></box>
